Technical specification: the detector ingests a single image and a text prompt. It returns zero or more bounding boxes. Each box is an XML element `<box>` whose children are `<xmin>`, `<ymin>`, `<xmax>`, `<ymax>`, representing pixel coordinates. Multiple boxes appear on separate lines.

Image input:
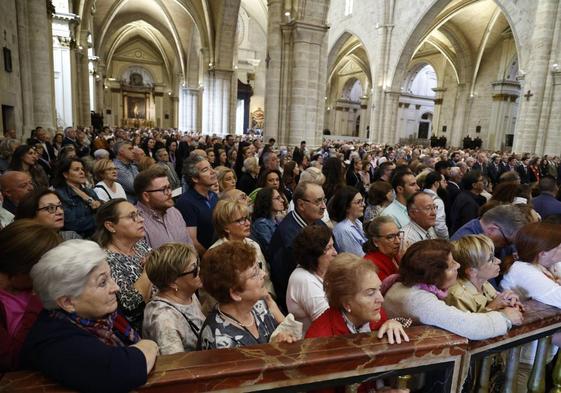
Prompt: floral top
<box><xmin>197</xmin><ymin>300</ymin><xmax>278</xmax><ymax>349</ymax></box>
<box><xmin>363</xmin><ymin>204</ymin><xmax>383</xmax><ymax>224</ymax></box>
<box><xmin>142</xmin><ymin>295</ymin><xmax>205</xmax><ymax>354</ymax></box>
<box><xmin>105</xmin><ymin>240</ymin><xmax>151</xmax><ymax>330</ymax></box>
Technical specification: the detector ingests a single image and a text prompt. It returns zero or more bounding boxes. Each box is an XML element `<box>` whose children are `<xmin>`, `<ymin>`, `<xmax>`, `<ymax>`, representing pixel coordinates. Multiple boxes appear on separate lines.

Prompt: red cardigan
<box><xmin>305</xmin><ymin>307</ymin><xmax>388</xmax><ymax>339</ymax></box>
<box><xmin>364</xmin><ymin>251</ymin><xmax>398</xmax><ymax>282</ymax></box>
<box><xmin>305</xmin><ymin>307</ymin><xmax>388</xmax><ymax>393</ymax></box>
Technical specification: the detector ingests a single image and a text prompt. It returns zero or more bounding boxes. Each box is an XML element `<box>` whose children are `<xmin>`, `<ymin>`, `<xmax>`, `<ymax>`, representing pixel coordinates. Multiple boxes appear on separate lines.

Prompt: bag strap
<box><xmin>152</xmin><ymin>299</ymin><xmax>200</xmax><ymax>336</ymax></box>
<box><xmin>94</xmin><ymin>184</ymin><xmax>112</xmax><ymax>200</ymax></box>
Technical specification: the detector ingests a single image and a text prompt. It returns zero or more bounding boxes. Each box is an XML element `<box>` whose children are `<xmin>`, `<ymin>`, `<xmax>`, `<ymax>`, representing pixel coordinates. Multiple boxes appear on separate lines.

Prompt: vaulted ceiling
<box><xmin>412</xmin><ymin>0</ymin><xmax>514</xmax><ymax>88</ymax></box>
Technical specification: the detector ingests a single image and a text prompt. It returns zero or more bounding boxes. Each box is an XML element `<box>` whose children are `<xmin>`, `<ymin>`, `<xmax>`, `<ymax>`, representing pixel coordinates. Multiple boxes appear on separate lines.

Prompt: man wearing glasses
<box><xmin>269</xmin><ymin>182</ymin><xmax>328</xmax><ymax>313</ymax></box>
<box><xmin>135</xmin><ymin>166</ymin><xmax>193</xmax><ymax>249</ymax></box>
<box><xmin>400</xmin><ymin>192</ymin><xmax>438</xmax><ymax>256</ymax></box>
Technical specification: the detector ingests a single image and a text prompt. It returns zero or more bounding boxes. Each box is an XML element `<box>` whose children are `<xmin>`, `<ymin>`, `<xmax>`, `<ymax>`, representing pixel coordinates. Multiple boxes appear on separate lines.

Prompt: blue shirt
<box><xmin>333</xmin><ymin>218</ymin><xmax>367</xmax><ymax>257</ymax></box>
<box><xmin>450</xmin><ymin>218</ymin><xmax>483</xmax><ymax>240</ymax></box>
<box><xmin>532</xmin><ymin>193</ymin><xmax>561</xmax><ymax>219</ymax></box>
<box><xmin>176</xmin><ymin>187</ymin><xmax>218</xmax><ymax>249</ymax></box>
<box><xmin>381</xmin><ymin>199</ymin><xmax>409</xmax><ymax>229</ymax></box>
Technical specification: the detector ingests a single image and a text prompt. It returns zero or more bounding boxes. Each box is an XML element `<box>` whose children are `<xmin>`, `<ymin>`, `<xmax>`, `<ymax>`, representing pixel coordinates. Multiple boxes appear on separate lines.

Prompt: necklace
<box><xmin>109</xmin><ymin>241</ymin><xmax>135</xmax><ymax>256</ymax></box>
<box><xmin>217</xmin><ymin>305</ymin><xmax>255</xmax><ymax>328</ymax></box>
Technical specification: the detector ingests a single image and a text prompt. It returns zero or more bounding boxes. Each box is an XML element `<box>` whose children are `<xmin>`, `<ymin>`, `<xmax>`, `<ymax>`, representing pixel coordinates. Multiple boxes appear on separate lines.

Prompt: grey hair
<box><xmin>0</xmin><ymin>138</ymin><xmax>20</xmax><ymax>160</ymax></box>
<box><xmin>243</xmin><ymin>156</ymin><xmax>258</xmax><ymax>172</ymax></box>
<box><xmin>30</xmin><ymin>240</ymin><xmax>107</xmax><ymax>310</ymax></box>
<box><xmin>293</xmin><ymin>181</ymin><xmax>320</xmax><ymax>206</ymax></box>
<box><xmin>182</xmin><ymin>154</ymin><xmax>206</xmax><ymax>186</ymax></box>
<box><xmin>299</xmin><ymin>167</ymin><xmax>326</xmax><ymax>185</ymax></box>
<box><xmin>262</xmin><ymin>151</ymin><xmax>276</xmax><ymax>166</ymax></box>
<box><xmin>113</xmin><ymin>140</ymin><xmax>131</xmax><ymax>157</ymax></box>
<box><xmin>63</xmin><ymin>127</ymin><xmax>74</xmax><ymax>138</ymax></box>
<box><xmin>481</xmin><ymin>204</ymin><xmax>529</xmax><ymax>240</ymax></box>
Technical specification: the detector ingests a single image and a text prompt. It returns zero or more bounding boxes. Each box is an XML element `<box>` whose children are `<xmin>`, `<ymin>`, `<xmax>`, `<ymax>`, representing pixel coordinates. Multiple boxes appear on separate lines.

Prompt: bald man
<box><xmin>0</xmin><ymin>171</ymin><xmax>34</xmax><ymax>214</ymax></box>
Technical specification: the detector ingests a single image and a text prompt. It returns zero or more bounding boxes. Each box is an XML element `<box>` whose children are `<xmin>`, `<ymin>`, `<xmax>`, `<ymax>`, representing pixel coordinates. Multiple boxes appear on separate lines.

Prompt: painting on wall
<box><xmin>251</xmin><ymin>107</ymin><xmax>264</xmax><ymax>129</ymax></box>
<box><xmin>127</xmin><ymin>96</ymin><xmax>145</xmax><ymax>119</ymax></box>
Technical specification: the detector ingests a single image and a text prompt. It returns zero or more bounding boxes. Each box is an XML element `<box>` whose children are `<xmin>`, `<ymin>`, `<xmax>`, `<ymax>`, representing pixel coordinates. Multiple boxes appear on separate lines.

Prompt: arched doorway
<box><xmin>325</xmin><ymin>32</ymin><xmax>372</xmax><ymax>139</ymax></box>
<box><xmin>391</xmin><ymin>0</ymin><xmax>521</xmax><ymax>149</ymax></box>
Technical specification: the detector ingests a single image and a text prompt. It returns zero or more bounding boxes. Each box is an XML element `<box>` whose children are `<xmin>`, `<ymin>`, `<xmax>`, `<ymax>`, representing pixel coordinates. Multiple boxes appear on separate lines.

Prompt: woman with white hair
<box><xmin>21</xmin><ymin>240</ymin><xmax>158</xmax><ymax>393</ymax></box>
<box><xmin>237</xmin><ymin>156</ymin><xmax>260</xmax><ymax>195</ymax></box>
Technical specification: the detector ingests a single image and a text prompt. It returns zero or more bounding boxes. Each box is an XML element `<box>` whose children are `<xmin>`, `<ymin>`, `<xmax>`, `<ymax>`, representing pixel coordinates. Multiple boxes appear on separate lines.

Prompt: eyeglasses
<box><xmin>231</xmin><ymin>216</ymin><xmax>251</xmax><ymax>225</ymax></box>
<box><xmin>495</xmin><ymin>224</ymin><xmax>509</xmax><ymax>244</ymax></box>
<box><xmin>178</xmin><ymin>261</ymin><xmax>200</xmax><ymax>278</ymax></box>
<box><xmin>37</xmin><ymin>203</ymin><xmax>63</xmax><ymax>214</ymax></box>
<box><xmin>302</xmin><ymin>197</ymin><xmax>327</xmax><ymax>207</ymax></box>
<box><xmin>376</xmin><ymin>231</ymin><xmax>404</xmax><ymax>241</ymax></box>
<box><xmin>412</xmin><ymin>205</ymin><xmax>437</xmax><ymax>213</ymax></box>
<box><xmin>352</xmin><ymin>198</ymin><xmax>365</xmax><ymax>206</ymax></box>
<box><xmin>145</xmin><ymin>186</ymin><xmax>173</xmax><ymax>195</ymax></box>
<box><xmin>247</xmin><ymin>263</ymin><xmax>262</xmax><ymax>280</ymax></box>
<box><xmin>118</xmin><ymin>211</ymin><xmax>142</xmax><ymax>222</ymax></box>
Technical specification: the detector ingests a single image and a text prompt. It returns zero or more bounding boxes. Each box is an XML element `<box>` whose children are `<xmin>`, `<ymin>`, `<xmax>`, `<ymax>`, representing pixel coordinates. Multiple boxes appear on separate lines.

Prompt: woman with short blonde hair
<box><xmin>215</xmin><ymin>166</ymin><xmax>237</xmax><ymax>193</ymax></box>
<box><xmin>210</xmin><ymin>200</ymin><xmax>274</xmax><ymax>296</ymax></box>
<box><xmin>446</xmin><ymin>235</ymin><xmax>521</xmax><ymax>313</ymax></box>
<box><xmin>92</xmin><ymin>158</ymin><xmax>127</xmax><ymax>202</ymax></box>
<box><xmin>143</xmin><ymin>243</ymin><xmax>205</xmax><ymax>354</ymax></box>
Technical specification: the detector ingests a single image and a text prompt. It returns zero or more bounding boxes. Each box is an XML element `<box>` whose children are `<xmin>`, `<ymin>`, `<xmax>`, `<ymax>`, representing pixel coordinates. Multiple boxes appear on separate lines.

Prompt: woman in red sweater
<box><xmin>363</xmin><ymin>216</ymin><xmax>402</xmax><ymax>281</ymax></box>
<box><xmin>305</xmin><ymin>253</ymin><xmax>410</xmax><ymax>393</ymax></box>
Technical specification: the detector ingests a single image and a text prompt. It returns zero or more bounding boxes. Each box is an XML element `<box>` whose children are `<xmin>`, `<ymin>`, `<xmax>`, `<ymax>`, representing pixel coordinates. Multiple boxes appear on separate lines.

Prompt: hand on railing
<box><xmin>271</xmin><ymin>331</ymin><xmax>299</xmax><ymax>344</ymax></box>
<box><xmin>502</xmin><ymin>306</ymin><xmax>524</xmax><ymax>326</ymax></box>
<box><xmin>377</xmin><ymin>320</ymin><xmax>409</xmax><ymax>344</ymax></box>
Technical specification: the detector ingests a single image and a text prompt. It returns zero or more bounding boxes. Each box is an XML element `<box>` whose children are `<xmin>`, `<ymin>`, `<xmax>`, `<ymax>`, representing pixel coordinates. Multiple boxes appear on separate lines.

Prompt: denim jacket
<box><xmin>56</xmin><ymin>185</ymin><xmax>98</xmax><ymax>238</ymax></box>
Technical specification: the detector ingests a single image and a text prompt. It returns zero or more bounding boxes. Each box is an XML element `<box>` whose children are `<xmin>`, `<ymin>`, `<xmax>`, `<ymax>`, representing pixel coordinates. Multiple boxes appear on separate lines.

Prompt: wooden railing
<box><xmin>1</xmin><ymin>300</ymin><xmax>560</xmax><ymax>393</ymax></box>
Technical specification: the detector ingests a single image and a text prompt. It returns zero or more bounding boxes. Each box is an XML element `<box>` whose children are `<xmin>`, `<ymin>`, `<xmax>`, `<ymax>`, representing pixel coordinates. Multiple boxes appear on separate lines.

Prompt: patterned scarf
<box><xmin>50</xmin><ymin>309</ymin><xmax>140</xmax><ymax>347</ymax></box>
<box><xmin>415</xmin><ymin>283</ymin><xmax>449</xmax><ymax>300</ymax></box>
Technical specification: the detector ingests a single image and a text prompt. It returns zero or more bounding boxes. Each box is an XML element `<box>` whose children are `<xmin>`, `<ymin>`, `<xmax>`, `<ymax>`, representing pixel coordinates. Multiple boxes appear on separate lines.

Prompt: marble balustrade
<box><xmin>1</xmin><ymin>300</ymin><xmax>560</xmax><ymax>393</ymax></box>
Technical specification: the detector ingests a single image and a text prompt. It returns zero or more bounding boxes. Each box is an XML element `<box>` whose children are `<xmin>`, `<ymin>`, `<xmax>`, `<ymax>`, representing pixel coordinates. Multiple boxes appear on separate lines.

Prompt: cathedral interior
<box><xmin>1</xmin><ymin>0</ymin><xmax>560</xmax><ymax>153</ymax></box>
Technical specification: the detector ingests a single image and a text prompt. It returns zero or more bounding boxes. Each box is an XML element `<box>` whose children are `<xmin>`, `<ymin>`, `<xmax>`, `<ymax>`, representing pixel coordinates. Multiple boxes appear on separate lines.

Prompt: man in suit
<box><xmin>532</xmin><ymin>176</ymin><xmax>561</xmax><ymax>219</ymax></box>
<box><xmin>487</xmin><ymin>155</ymin><xmax>501</xmax><ymax>185</ymax></box>
<box><xmin>445</xmin><ymin>166</ymin><xmax>462</xmax><ymax>230</ymax></box>
<box><xmin>30</xmin><ymin>127</ymin><xmax>56</xmax><ymax>163</ymax></box>
<box><xmin>516</xmin><ymin>156</ymin><xmax>531</xmax><ymax>184</ymax></box>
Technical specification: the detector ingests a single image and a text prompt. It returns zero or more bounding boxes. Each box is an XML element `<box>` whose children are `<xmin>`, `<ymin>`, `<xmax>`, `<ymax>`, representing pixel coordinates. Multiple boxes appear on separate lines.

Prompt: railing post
<box><xmin>528</xmin><ymin>336</ymin><xmax>551</xmax><ymax>393</ymax></box>
<box><xmin>478</xmin><ymin>356</ymin><xmax>492</xmax><ymax>393</ymax></box>
<box><xmin>397</xmin><ymin>375</ymin><xmax>412</xmax><ymax>389</ymax></box>
<box><xmin>503</xmin><ymin>347</ymin><xmax>521</xmax><ymax>393</ymax></box>
<box><xmin>550</xmin><ymin>348</ymin><xmax>561</xmax><ymax>393</ymax></box>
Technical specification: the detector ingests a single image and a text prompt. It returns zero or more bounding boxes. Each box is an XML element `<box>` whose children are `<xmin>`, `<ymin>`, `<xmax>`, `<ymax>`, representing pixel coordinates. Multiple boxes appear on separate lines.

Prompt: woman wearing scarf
<box><xmin>21</xmin><ymin>240</ymin><xmax>158</xmax><ymax>393</ymax></box>
<box><xmin>383</xmin><ymin>239</ymin><xmax>522</xmax><ymax>340</ymax></box>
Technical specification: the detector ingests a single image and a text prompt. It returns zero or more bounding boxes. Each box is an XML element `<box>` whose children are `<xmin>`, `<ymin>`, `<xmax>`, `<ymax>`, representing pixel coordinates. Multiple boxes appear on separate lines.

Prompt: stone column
<box><xmin>16</xmin><ymin>0</ymin><xmax>34</xmax><ymax>134</ymax></box>
<box><xmin>450</xmin><ymin>84</ymin><xmax>470</xmax><ymax>147</ymax></box>
<box><xmin>179</xmin><ymin>87</ymin><xmax>199</xmax><ymax>132</ymax></box>
<box><xmin>265</xmin><ymin>0</ymin><xmax>329</xmax><ymax>147</ymax></box>
<box><xmin>202</xmin><ymin>69</ymin><xmax>233</xmax><ymax>135</ymax></box>
<box><xmin>359</xmin><ymin>95</ymin><xmax>368</xmax><ymax>138</ymax></box>
<box><xmin>381</xmin><ymin>91</ymin><xmax>400</xmax><ymax>144</ymax></box>
<box><xmin>488</xmin><ymin>81</ymin><xmax>520</xmax><ymax>150</ymax></box>
<box><xmin>27</xmin><ymin>0</ymin><xmax>56</xmax><ymax>131</ymax></box>
<box><xmin>512</xmin><ymin>0</ymin><xmax>559</xmax><ymax>153</ymax></box>
<box><xmin>431</xmin><ymin>87</ymin><xmax>446</xmax><ymax>137</ymax></box>
<box><xmin>264</xmin><ymin>0</ymin><xmax>283</xmax><ymax>142</ymax></box>
<box><xmin>541</xmin><ymin>69</ymin><xmax>561</xmax><ymax>155</ymax></box>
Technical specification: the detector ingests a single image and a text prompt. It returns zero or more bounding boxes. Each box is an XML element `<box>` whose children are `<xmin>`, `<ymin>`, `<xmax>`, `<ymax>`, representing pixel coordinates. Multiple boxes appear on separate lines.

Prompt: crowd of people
<box><xmin>1</xmin><ymin>125</ymin><xmax>561</xmax><ymax>392</ymax></box>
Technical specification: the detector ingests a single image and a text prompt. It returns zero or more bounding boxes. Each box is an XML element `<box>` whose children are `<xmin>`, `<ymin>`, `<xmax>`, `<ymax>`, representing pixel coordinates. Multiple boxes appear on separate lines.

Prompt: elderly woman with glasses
<box><xmin>21</xmin><ymin>240</ymin><xmax>158</xmax><ymax>392</ymax></box>
<box><xmin>446</xmin><ymin>235</ymin><xmax>522</xmax><ymax>313</ymax></box>
<box><xmin>210</xmin><ymin>199</ymin><xmax>274</xmax><ymax>296</ymax></box>
<box><xmin>363</xmin><ymin>216</ymin><xmax>403</xmax><ymax>281</ymax></box>
<box><xmin>16</xmin><ymin>189</ymin><xmax>81</xmax><ymax>240</ymax></box>
<box><xmin>93</xmin><ymin>199</ymin><xmax>153</xmax><ymax>331</ymax></box>
<box><xmin>143</xmin><ymin>243</ymin><xmax>205</xmax><ymax>354</ymax></box>
<box><xmin>198</xmin><ymin>241</ymin><xmax>292</xmax><ymax>349</ymax></box>
<box><xmin>329</xmin><ymin>185</ymin><xmax>367</xmax><ymax>256</ymax></box>
<box><xmin>92</xmin><ymin>158</ymin><xmax>127</xmax><ymax>202</ymax></box>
